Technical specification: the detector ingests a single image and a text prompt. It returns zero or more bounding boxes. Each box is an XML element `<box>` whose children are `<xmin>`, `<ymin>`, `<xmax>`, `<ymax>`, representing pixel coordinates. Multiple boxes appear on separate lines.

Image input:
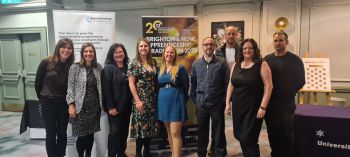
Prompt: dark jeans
<box><xmin>196</xmin><ymin>104</ymin><xmax>227</xmax><ymax>157</ymax></box>
<box><xmin>107</xmin><ymin>113</ymin><xmax>131</xmax><ymax>157</ymax></box>
<box><xmin>265</xmin><ymin>109</ymin><xmax>295</xmax><ymax>157</ymax></box>
<box><xmin>41</xmin><ymin>97</ymin><xmax>69</xmax><ymax>157</ymax></box>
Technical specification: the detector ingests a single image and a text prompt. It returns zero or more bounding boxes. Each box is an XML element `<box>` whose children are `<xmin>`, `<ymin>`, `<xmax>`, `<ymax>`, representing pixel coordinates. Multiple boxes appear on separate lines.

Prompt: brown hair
<box><xmin>79</xmin><ymin>43</ymin><xmax>98</xmax><ymax>68</ymax></box>
<box><xmin>237</xmin><ymin>38</ymin><xmax>262</xmax><ymax>63</ymax></box>
<box><xmin>135</xmin><ymin>37</ymin><xmax>155</xmax><ymax>66</ymax></box>
<box><xmin>47</xmin><ymin>38</ymin><xmax>75</xmax><ymax>70</ymax></box>
<box><xmin>273</xmin><ymin>30</ymin><xmax>289</xmax><ymax>41</ymax></box>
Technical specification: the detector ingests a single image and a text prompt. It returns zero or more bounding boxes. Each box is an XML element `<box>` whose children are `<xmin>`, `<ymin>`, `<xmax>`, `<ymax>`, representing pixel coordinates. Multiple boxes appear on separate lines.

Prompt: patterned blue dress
<box><xmin>157</xmin><ymin>65</ymin><xmax>189</xmax><ymax>122</ymax></box>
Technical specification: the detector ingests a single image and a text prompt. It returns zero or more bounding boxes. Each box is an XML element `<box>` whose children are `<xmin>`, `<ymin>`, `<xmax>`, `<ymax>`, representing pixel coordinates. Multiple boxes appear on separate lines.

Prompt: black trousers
<box><xmin>240</xmin><ymin>143</ymin><xmax>260</xmax><ymax>157</ymax></box>
<box><xmin>196</xmin><ymin>104</ymin><xmax>227</xmax><ymax>157</ymax></box>
<box><xmin>41</xmin><ymin>97</ymin><xmax>69</xmax><ymax>157</ymax></box>
<box><xmin>76</xmin><ymin>134</ymin><xmax>94</xmax><ymax>157</ymax></box>
<box><xmin>107</xmin><ymin>113</ymin><xmax>131</xmax><ymax>157</ymax></box>
<box><xmin>265</xmin><ymin>108</ymin><xmax>295</xmax><ymax>157</ymax></box>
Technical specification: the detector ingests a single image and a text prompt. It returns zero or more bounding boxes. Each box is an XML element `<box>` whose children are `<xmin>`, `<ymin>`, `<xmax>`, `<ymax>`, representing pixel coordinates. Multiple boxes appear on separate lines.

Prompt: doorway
<box><xmin>0</xmin><ymin>27</ymin><xmax>47</xmax><ymax>111</ymax></box>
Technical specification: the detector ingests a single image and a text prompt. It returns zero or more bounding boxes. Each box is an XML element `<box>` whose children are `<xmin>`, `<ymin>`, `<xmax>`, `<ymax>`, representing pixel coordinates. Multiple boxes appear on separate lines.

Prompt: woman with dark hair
<box><xmin>101</xmin><ymin>43</ymin><xmax>132</xmax><ymax>157</ymax></box>
<box><xmin>66</xmin><ymin>43</ymin><xmax>102</xmax><ymax>157</ymax></box>
<box><xmin>127</xmin><ymin>37</ymin><xmax>159</xmax><ymax>157</ymax></box>
<box><xmin>157</xmin><ymin>45</ymin><xmax>189</xmax><ymax>157</ymax></box>
<box><xmin>35</xmin><ymin>38</ymin><xmax>75</xmax><ymax>157</ymax></box>
<box><xmin>225</xmin><ymin>38</ymin><xmax>273</xmax><ymax>157</ymax></box>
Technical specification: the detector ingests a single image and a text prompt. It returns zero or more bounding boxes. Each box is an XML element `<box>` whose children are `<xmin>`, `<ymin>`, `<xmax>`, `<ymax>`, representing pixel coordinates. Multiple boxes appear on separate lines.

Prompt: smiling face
<box><xmin>114</xmin><ymin>46</ymin><xmax>125</xmax><ymax>64</ymax></box>
<box><xmin>202</xmin><ymin>37</ymin><xmax>216</xmax><ymax>57</ymax></box>
<box><xmin>138</xmin><ymin>40</ymin><xmax>150</xmax><ymax>58</ymax></box>
<box><xmin>83</xmin><ymin>46</ymin><xmax>95</xmax><ymax>64</ymax></box>
<box><xmin>163</xmin><ymin>46</ymin><xmax>176</xmax><ymax>65</ymax></box>
<box><xmin>59</xmin><ymin>43</ymin><xmax>73</xmax><ymax>63</ymax></box>
<box><xmin>242</xmin><ymin>41</ymin><xmax>254</xmax><ymax>60</ymax></box>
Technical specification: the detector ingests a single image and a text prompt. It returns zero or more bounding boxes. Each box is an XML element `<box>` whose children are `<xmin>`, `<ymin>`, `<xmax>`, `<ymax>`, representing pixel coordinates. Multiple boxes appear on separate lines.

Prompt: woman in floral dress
<box><xmin>127</xmin><ymin>37</ymin><xmax>159</xmax><ymax>157</ymax></box>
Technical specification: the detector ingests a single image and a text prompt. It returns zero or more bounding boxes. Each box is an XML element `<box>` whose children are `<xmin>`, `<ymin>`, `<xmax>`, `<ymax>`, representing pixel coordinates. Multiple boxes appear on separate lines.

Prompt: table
<box><xmin>295</xmin><ymin>104</ymin><xmax>350</xmax><ymax>157</ymax></box>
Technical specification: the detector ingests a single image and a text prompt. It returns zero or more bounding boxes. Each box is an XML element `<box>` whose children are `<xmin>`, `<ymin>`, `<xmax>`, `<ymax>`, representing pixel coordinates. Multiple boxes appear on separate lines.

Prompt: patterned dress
<box><xmin>127</xmin><ymin>59</ymin><xmax>159</xmax><ymax>138</ymax></box>
<box><xmin>72</xmin><ymin>67</ymin><xmax>101</xmax><ymax>137</ymax></box>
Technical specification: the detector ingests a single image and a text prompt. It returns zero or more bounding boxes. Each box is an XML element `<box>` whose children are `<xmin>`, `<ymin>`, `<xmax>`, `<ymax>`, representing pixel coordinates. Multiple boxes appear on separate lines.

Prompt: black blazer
<box><xmin>101</xmin><ymin>64</ymin><xmax>132</xmax><ymax>115</ymax></box>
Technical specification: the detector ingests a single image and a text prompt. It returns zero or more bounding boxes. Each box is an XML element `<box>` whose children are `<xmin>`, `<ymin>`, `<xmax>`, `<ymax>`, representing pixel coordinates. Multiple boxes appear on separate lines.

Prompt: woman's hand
<box><xmin>68</xmin><ymin>104</ymin><xmax>77</xmax><ymax>118</ymax></box>
<box><xmin>256</xmin><ymin>108</ymin><xmax>266</xmax><ymax>119</ymax></box>
<box><xmin>225</xmin><ymin>103</ymin><xmax>231</xmax><ymax>115</ymax></box>
<box><xmin>108</xmin><ymin>108</ymin><xmax>118</xmax><ymax>116</ymax></box>
<box><xmin>135</xmin><ymin>101</ymin><xmax>144</xmax><ymax>113</ymax></box>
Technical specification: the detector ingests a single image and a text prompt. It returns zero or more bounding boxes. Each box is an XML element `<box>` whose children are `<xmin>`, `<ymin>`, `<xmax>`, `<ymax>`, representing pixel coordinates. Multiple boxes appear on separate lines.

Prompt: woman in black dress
<box><xmin>225</xmin><ymin>38</ymin><xmax>273</xmax><ymax>157</ymax></box>
<box><xmin>101</xmin><ymin>43</ymin><xmax>132</xmax><ymax>157</ymax></box>
<box><xmin>35</xmin><ymin>38</ymin><xmax>74</xmax><ymax>157</ymax></box>
<box><xmin>66</xmin><ymin>43</ymin><xmax>102</xmax><ymax>157</ymax></box>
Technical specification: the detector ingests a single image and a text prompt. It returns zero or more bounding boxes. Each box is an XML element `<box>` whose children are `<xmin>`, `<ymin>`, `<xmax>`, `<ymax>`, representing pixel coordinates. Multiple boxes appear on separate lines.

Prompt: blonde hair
<box><xmin>159</xmin><ymin>45</ymin><xmax>179</xmax><ymax>82</ymax></box>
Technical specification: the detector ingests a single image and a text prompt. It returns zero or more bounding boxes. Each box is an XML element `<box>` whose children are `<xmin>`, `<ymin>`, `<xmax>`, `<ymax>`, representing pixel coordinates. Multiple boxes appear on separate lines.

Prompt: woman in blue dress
<box><xmin>157</xmin><ymin>45</ymin><xmax>189</xmax><ymax>157</ymax></box>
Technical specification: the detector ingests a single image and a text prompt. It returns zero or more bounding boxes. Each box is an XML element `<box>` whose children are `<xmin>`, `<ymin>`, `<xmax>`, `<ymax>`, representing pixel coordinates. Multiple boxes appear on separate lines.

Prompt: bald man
<box><xmin>215</xmin><ymin>26</ymin><xmax>241</xmax><ymax>69</ymax></box>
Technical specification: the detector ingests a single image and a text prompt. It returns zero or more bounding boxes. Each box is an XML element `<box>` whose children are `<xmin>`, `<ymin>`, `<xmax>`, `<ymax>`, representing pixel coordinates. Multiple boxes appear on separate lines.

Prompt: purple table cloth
<box><xmin>295</xmin><ymin>104</ymin><xmax>350</xmax><ymax>157</ymax></box>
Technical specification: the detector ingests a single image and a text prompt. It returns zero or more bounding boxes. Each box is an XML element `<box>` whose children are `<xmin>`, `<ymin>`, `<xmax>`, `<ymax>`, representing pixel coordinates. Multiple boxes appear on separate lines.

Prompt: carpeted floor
<box><xmin>0</xmin><ymin>111</ymin><xmax>271</xmax><ymax>157</ymax></box>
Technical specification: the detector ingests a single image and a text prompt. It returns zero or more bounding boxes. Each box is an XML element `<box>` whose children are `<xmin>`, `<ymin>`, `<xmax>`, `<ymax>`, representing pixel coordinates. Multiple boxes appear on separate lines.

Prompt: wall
<box><xmin>0</xmin><ymin>12</ymin><xmax>47</xmax><ymax>29</ymax></box>
<box><xmin>261</xmin><ymin>0</ymin><xmax>301</xmax><ymax>56</ymax></box>
<box><xmin>1</xmin><ymin>0</ymin><xmax>350</xmax><ymax>95</ymax></box>
<box><xmin>300</xmin><ymin>0</ymin><xmax>350</xmax><ymax>87</ymax></box>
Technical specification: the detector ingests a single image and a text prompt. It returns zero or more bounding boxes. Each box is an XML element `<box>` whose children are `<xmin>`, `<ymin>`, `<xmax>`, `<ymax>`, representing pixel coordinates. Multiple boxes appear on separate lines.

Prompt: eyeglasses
<box><xmin>202</xmin><ymin>43</ymin><xmax>215</xmax><ymax>47</ymax></box>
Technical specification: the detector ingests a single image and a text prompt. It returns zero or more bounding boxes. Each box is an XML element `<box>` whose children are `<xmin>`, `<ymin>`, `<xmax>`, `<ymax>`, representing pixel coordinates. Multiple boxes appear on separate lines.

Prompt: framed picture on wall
<box><xmin>211</xmin><ymin>21</ymin><xmax>244</xmax><ymax>47</ymax></box>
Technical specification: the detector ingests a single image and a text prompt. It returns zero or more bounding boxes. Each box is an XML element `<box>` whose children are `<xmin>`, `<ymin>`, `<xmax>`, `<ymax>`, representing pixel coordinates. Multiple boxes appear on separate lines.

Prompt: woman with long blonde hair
<box><xmin>157</xmin><ymin>45</ymin><xmax>189</xmax><ymax>157</ymax></box>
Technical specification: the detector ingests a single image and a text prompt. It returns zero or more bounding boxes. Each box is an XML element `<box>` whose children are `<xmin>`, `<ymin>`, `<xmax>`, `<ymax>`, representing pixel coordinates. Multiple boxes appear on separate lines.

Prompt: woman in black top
<box><xmin>101</xmin><ymin>43</ymin><xmax>132</xmax><ymax>157</ymax></box>
<box><xmin>225</xmin><ymin>38</ymin><xmax>272</xmax><ymax>157</ymax></box>
<box><xmin>34</xmin><ymin>38</ymin><xmax>75</xmax><ymax>157</ymax></box>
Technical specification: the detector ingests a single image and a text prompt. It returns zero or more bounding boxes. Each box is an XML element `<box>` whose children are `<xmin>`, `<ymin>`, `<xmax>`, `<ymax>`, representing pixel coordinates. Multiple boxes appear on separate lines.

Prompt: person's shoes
<box><xmin>207</xmin><ymin>148</ymin><xmax>215</xmax><ymax>156</ymax></box>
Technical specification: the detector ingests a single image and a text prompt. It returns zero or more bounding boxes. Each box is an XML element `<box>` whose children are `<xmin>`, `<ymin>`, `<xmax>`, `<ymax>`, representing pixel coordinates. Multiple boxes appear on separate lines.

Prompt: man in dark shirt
<box><xmin>191</xmin><ymin>37</ymin><xmax>229</xmax><ymax>157</ymax></box>
<box><xmin>264</xmin><ymin>31</ymin><xmax>305</xmax><ymax>157</ymax></box>
<box><xmin>210</xmin><ymin>25</ymin><xmax>241</xmax><ymax>155</ymax></box>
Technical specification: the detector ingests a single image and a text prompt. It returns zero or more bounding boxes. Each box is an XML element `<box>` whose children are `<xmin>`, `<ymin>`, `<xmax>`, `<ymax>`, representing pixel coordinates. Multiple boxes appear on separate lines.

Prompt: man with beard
<box><xmin>215</xmin><ymin>26</ymin><xmax>241</xmax><ymax>69</ymax></box>
<box><xmin>264</xmin><ymin>31</ymin><xmax>305</xmax><ymax>157</ymax></box>
<box><xmin>191</xmin><ymin>37</ymin><xmax>229</xmax><ymax>157</ymax></box>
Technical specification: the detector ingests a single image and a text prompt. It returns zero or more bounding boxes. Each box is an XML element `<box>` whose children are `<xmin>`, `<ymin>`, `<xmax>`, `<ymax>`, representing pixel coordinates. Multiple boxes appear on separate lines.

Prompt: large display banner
<box><xmin>142</xmin><ymin>16</ymin><xmax>199</xmax><ymax>73</ymax></box>
<box><xmin>53</xmin><ymin>10</ymin><xmax>116</xmax><ymax>64</ymax></box>
<box><xmin>53</xmin><ymin>10</ymin><xmax>114</xmax><ymax>157</ymax></box>
<box><xmin>142</xmin><ymin>16</ymin><xmax>199</xmax><ymax>149</ymax></box>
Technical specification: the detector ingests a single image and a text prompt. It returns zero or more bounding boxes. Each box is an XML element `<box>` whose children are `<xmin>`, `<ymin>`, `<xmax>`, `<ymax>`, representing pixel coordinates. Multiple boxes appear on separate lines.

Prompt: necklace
<box><xmin>241</xmin><ymin>61</ymin><xmax>254</xmax><ymax>69</ymax></box>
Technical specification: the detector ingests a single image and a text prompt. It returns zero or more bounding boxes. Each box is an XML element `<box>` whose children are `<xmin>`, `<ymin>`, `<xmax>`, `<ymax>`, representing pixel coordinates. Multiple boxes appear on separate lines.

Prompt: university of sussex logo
<box><xmin>316</xmin><ymin>129</ymin><xmax>325</xmax><ymax>137</ymax></box>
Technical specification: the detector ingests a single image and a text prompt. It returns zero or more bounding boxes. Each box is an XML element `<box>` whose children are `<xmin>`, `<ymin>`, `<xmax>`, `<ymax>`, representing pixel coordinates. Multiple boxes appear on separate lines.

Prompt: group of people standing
<box><xmin>34</xmin><ymin>26</ymin><xmax>305</xmax><ymax>157</ymax></box>
<box><xmin>35</xmin><ymin>37</ymin><xmax>189</xmax><ymax>157</ymax></box>
<box><xmin>191</xmin><ymin>27</ymin><xmax>305</xmax><ymax>157</ymax></box>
